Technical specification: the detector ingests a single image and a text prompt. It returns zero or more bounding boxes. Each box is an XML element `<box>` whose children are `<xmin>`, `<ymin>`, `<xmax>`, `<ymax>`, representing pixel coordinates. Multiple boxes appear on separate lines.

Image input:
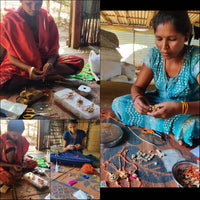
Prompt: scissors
<box><xmin>23</xmin><ymin>108</ymin><xmax>49</xmax><ymax>119</ymax></box>
<box><xmin>142</xmin><ymin>128</ymin><xmax>166</xmax><ymax>141</ymax></box>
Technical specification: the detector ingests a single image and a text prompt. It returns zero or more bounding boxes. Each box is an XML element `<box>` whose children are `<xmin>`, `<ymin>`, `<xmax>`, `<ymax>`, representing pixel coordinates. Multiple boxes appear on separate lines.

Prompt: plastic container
<box><xmin>54</xmin><ymin>88</ymin><xmax>100</xmax><ymax>119</ymax></box>
<box><xmin>23</xmin><ymin>172</ymin><xmax>49</xmax><ymax>189</ymax></box>
<box><xmin>88</xmin><ymin>50</ymin><xmax>100</xmax><ymax>74</ymax></box>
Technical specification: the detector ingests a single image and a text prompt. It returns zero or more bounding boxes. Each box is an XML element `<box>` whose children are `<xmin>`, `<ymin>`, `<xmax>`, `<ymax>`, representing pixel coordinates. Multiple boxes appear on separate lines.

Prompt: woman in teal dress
<box><xmin>112</xmin><ymin>11</ymin><xmax>200</xmax><ymax>146</ymax></box>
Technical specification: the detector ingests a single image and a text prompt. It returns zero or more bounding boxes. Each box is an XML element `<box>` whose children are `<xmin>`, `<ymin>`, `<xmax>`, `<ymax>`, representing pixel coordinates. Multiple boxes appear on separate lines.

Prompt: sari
<box><xmin>0</xmin><ymin>6</ymin><xmax>84</xmax><ymax>88</ymax></box>
<box><xmin>0</xmin><ymin>133</ymin><xmax>37</xmax><ymax>185</ymax></box>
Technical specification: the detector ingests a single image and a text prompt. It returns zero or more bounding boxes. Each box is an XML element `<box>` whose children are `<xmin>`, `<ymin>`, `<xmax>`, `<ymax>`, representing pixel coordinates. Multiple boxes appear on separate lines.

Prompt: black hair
<box><xmin>67</xmin><ymin>120</ymin><xmax>78</xmax><ymax>124</ymax></box>
<box><xmin>153</xmin><ymin>11</ymin><xmax>192</xmax><ymax>45</ymax></box>
<box><xmin>7</xmin><ymin>120</ymin><xmax>25</xmax><ymax>134</ymax></box>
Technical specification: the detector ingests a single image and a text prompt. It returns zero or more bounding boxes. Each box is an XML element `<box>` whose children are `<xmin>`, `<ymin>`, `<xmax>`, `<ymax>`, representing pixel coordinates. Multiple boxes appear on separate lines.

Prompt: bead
<box><xmin>130</xmin><ymin>173</ymin><xmax>137</xmax><ymax>179</ymax></box>
<box><xmin>119</xmin><ymin>171</ymin><xmax>128</xmax><ymax>179</ymax></box>
<box><xmin>131</xmin><ymin>154</ymin><xmax>135</xmax><ymax>159</ymax></box>
<box><xmin>109</xmin><ymin>173</ymin><xmax>119</xmax><ymax>181</ymax></box>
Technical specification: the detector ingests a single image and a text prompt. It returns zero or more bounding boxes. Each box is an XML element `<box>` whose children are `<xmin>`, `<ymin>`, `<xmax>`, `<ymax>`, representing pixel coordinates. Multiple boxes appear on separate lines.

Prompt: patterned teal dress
<box><xmin>112</xmin><ymin>45</ymin><xmax>200</xmax><ymax>146</ymax></box>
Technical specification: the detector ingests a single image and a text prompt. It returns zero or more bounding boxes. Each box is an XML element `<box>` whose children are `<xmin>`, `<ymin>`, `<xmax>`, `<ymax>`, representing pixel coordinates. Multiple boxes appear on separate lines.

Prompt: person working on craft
<box><xmin>112</xmin><ymin>11</ymin><xmax>200</xmax><ymax>146</ymax></box>
<box><xmin>0</xmin><ymin>0</ymin><xmax>84</xmax><ymax>90</ymax></box>
<box><xmin>63</xmin><ymin>120</ymin><xmax>86</xmax><ymax>153</ymax></box>
<box><xmin>0</xmin><ymin>120</ymin><xmax>37</xmax><ymax>193</ymax></box>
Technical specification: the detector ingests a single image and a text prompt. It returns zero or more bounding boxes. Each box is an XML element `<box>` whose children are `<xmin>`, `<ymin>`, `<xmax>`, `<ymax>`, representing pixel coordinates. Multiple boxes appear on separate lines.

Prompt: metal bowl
<box><xmin>100</xmin><ymin>123</ymin><xmax>123</xmax><ymax>148</ymax></box>
<box><xmin>172</xmin><ymin>160</ymin><xmax>199</xmax><ymax>187</ymax></box>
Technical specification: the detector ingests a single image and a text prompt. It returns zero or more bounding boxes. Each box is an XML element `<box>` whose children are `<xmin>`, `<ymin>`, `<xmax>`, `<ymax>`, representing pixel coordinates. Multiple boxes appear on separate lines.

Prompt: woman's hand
<box><xmin>10</xmin><ymin>165</ymin><xmax>23</xmax><ymax>178</ymax></box>
<box><xmin>74</xmin><ymin>144</ymin><xmax>81</xmax><ymax>150</ymax></box>
<box><xmin>64</xmin><ymin>144</ymin><xmax>75</xmax><ymax>151</ymax></box>
<box><xmin>134</xmin><ymin>95</ymin><xmax>152</xmax><ymax>115</ymax></box>
<box><xmin>29</xmin><ymin>67</ymin><xmax>44</xmax><ymax>80</ymax></box>
<box><xmin>147</xmin><ymin>101</ymin><xmax>181</xmax><ymax>119</ymax></box>
<box><xmin>42</xmin><ymin>63</ymin><xmax>54</xmax><ymax>81</ymax></box>
<box><xmin>12</xmin><ymin>164</ymin><xmax>23</xmax><ymax>172</ymax></box>
<box><xmin>22</xmin><ymin>161</ymin><xmax>28</xmax><ymax>168</ymax></box>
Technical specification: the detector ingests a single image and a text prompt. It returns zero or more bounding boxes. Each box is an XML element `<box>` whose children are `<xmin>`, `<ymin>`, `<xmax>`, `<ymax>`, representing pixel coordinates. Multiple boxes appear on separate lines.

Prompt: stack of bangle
<box><xmin>133</xmin><ymin>94</ymin><xmax>143</xmax><ymax>102</ymax></box>
<box><xmin>181</xmin><ymin>101</ymin><xmax>189</xmax><ymax>114</ymax></box>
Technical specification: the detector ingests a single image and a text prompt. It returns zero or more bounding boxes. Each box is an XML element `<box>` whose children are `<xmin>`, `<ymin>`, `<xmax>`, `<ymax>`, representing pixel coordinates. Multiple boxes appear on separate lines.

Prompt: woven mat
<box><xmin>51</xmin><ymin>166</ymin><xmax>100</xmax><ymax>199</ymax></box>
<box><xmin>0</xmin><ymin>174</ymin><xmax>50</xmax><ymax>200</ymax></box>
<box><xmin>100</xmin><ymin>108</ymin><xmax>197</xmax><ymax>188</ymax></box>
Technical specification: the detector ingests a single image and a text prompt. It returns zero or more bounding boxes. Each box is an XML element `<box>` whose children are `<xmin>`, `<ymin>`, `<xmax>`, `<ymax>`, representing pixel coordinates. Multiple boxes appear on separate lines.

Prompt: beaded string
<box><xmin>103</xmin><ymin>146</ymin><xmax>141</xmax><ymax>187</ymax></box>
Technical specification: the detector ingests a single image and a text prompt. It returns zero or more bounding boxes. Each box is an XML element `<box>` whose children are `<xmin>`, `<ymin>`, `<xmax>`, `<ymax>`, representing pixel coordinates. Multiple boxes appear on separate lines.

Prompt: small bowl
<box><xmin>172</xmin><ymin>160</ymin><xmax>199</xmax><ymax>187</ymax></box>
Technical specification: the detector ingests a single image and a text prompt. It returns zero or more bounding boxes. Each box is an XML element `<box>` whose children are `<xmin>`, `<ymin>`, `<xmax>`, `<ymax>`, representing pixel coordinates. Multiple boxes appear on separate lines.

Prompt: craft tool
<box><xmin>142</xmin><ymin>115</ymin><xmax>166</xmax><ymax>141</ymax></box>
<box><xmin>22</xmin><ymin>108</ymin><xmax>49</xmax><ymax>119</ymax></box>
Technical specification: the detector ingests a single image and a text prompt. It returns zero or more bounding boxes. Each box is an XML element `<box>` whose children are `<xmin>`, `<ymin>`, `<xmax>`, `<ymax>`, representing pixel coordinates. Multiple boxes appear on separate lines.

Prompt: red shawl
<box><xmin>0</xmin><ymin>133</ymin><xmax>29</xmax><ymax>165</ymax></box>
<box><xmin>0</xmin><ymin>6</ymin><xmax>59</xmax><ymax>86</ymax></box>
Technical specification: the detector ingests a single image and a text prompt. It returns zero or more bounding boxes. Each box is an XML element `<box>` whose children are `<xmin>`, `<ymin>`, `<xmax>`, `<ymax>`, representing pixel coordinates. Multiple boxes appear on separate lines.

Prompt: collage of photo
<box><xmin>0</xmin><ymin>0</ymin><xmax>199</xmax><ymax>199</ymax></box>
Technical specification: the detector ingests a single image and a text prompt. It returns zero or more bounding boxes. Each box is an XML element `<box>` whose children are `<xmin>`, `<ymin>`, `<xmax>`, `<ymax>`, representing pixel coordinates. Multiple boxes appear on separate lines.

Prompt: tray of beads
<box><xmin>23</xmin><ymin>172</ymin><xmax>49</xmax><ymax>189</ymax></box>
<box><xmin>54</xmin><ymin>88</ymin><xmax>100</xmax><ymax>119</ymax></box>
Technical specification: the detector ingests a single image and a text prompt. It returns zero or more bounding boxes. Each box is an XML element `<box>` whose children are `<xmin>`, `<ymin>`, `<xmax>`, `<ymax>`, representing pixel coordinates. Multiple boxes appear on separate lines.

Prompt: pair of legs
<box><xmin>112</xmin><ymin>93</ymin><xmax>200</xmax><ymax>146</ymax></box>
<box><xmin>1</xmin><ymin>55</ymin><xmax>84</xmax><ymax>91</ymax></box>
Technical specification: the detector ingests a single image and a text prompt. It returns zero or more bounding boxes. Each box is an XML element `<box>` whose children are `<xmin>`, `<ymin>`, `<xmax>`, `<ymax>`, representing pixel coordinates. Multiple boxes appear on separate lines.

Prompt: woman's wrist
<box><xmin>133</xmin><ymin>94</ymin><xmax>143</xmax><ymax>102</ymax></box>
<box><xmin>181</xmin><ymin>101</ymin><xmax>189</xmax><ymax>114</ymax></box>
<box><xmin>47</xmin><ymin>63</ymin><xmax>54</xmax><ymax>68</ymax></box>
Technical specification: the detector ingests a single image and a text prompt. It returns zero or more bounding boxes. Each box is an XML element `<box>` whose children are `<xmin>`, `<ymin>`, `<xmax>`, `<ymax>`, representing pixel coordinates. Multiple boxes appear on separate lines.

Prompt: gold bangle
<box><xmin>29</xmin><ymin>66</ymin><xmax>34</xmax><ymax>78</ymax></box>
<box><xmin>181</xmin><ymin>101</ymin><xmax>189</xmax><ymax>114</ymax></box>
<box><xmin>184</xmin><ymin>102</ymin><xmax>189</xmax><ymax>114</ymax></box>
<box><xmin>181</xmin><ymin>101</ymin><xmax>184</xmax><ymax>114</ymax></box>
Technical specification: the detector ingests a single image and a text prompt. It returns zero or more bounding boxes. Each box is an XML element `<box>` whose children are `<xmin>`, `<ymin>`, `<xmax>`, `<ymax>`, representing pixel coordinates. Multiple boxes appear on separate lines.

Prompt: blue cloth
<box><xmin>50</xmin><ymin>151</ymin><xmax>92</xmax><ymax>167</ymax></box>
<box><xmin>62</xmin><ymin>129</ymin><xmax>86</xmax><ymax>146</ymax></box>
<box><xmin>112</xmin><ymin>45</ymin><xmax>200</xmax><ymax>146</ymax></box>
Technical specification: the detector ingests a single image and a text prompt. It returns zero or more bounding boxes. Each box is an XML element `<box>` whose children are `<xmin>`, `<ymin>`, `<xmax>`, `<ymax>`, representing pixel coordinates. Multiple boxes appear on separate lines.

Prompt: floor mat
<box><xmin>50</xmin><ymin>167</ymin><xmax>100</xmax><ymax>199</ymax></box>
<box><xmin>0</xmin><ymin>175</ymin><xmax>50</xmax><ymax>200</ymax></box>
<box><xmin>100</xmin><ymin>109</ymin><xmax>197</xmax><ymax>188</ymax></box>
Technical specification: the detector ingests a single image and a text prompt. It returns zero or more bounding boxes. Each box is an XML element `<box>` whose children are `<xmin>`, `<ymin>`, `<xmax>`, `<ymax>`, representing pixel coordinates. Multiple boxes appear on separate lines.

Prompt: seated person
<box><xmin>0</xmin><ymin>120</ymin><xmax>37</xmax><ymax>193</ymax></box>
<box><xmin>0</xmin><ymin>0</ymin><xmax>84</xmax><ymax>90</ymax></box>
<box><xmin>112</xmin><ymin>11</ymin><xmax>200</xmax><ymax>146</ymax></box>
<box><xmin>63</xmin><ymin>120</ymin><xmax>86</xmax><ymax>153</ymax></box>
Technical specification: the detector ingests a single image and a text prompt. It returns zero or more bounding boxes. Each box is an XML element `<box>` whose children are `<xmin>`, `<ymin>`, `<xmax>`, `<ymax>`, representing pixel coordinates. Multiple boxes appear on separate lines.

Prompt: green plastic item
<box><xmin>33</xmin><ymin>157</ymin><xmax>47</xmax><ymax>168</ymax></box>
<box><xmin>67</xmin><ymin>63</ymin><xmax>95</xmax><ymax>81</ymax></box>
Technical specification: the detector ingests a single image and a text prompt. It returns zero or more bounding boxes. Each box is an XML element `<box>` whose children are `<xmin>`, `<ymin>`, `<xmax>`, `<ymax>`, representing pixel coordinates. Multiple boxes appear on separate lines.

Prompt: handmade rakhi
<box><xmin>102</xmin><ymin>146</ymin><xmax>141</xmax><ymax>187</ymax></box>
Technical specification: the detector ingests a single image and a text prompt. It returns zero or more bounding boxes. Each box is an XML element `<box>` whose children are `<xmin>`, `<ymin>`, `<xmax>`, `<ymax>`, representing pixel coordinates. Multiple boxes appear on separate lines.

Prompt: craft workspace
<box><xmin>0</xmin><ymin>0</ymin><xmax>100</xmax><ymax>120</ymax></box>
<box><xmin>50</xmin><ymin>120</ymin><xmax>100</xmax><ymax>199</ymax></box>
<box><xmin>0</xmin><ymin>120</ymin><xmax>51</xmax><ymax>199</ymax></box>
<box><xmin>1</xmin><ymin>0</ymin><xmax>200</xmax><ymax>198</ymax></box>
<box><xmin>0</xmin><ymin>119</ymin><xmax>100</xmax><ymax>199</ymax></box>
